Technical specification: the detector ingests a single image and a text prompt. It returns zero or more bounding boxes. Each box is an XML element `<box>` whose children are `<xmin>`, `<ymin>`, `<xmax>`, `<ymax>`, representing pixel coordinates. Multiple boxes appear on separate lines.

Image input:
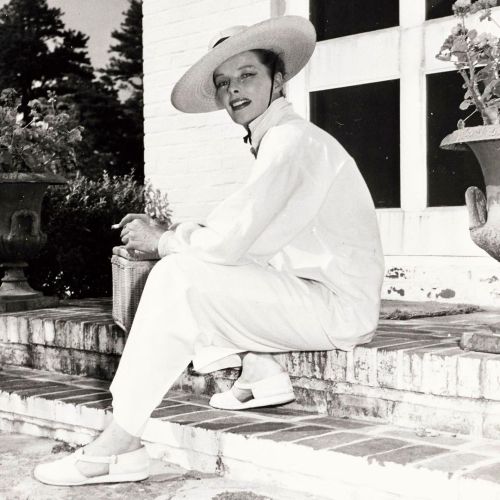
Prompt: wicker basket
<box><xmin>111</xmin><ymin>246</ymin><xmax>159</xmax><ymax>332</ymax></box>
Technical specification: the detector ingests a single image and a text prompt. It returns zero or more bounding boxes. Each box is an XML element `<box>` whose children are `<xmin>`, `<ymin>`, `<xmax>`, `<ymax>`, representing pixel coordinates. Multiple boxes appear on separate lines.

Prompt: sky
<box><xmin>0</xmin><ymin>0</ymin><xmax>130</xmax><ymax>69</ymax></box>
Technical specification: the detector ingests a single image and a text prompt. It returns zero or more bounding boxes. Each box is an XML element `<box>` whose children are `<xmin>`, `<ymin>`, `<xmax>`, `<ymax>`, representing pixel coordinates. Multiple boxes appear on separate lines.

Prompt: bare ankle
<box><xmin>86</xmin><ymin>419</ymin><xmax>142</xmax><ymax>455</ymax></box>
<box><xmin>239</xmin><ymin>352</ymin><xmax>284</xmax><ymax>383</ymax></box>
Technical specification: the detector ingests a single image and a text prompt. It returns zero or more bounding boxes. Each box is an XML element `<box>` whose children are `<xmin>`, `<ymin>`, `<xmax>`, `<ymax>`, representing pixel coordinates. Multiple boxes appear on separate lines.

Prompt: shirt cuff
<box><xmin>157</xmin><ymin>221</ymin><xmax>204</xmax><ymax>258</ymax></box>
<box><xmin>157</xmin><ymin>231</ymin><xmax>176</xmax><ymax>258</ymax></box>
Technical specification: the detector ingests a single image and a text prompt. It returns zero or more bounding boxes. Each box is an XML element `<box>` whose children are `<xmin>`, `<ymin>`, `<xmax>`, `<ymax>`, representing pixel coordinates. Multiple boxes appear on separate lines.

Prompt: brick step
<box><xmin>3</xmin><ymin>300</ymin><xmax>500</xmax><ymax>437</ymax></box>
<box><xmin>0</xmin><ymin>299</ymin><xmax>124</xmax><ymax>380</ymax></box>
<box><xmin>3</xmin><ymin>365</ymin><xmax>500</xmax><ymax>500</ymax></box>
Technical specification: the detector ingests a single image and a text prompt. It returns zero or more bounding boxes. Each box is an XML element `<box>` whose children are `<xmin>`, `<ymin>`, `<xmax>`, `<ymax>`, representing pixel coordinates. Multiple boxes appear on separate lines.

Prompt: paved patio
<box><xmin>1</xmin><ymin>432</ymin><xmax>324</xmax><ymax>500</ymax></box>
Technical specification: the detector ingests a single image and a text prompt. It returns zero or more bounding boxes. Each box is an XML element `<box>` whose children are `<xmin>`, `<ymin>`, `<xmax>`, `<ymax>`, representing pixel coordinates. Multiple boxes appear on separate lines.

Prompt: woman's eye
<box><xmin>241</xmin><ymin>73</ymin><xmax>254</xmax><ymax>79</ymax></box>
<box><xmin>216</xmin><ymin>80</ymin><xmax>229</xmax><ymax>89</ymax></box>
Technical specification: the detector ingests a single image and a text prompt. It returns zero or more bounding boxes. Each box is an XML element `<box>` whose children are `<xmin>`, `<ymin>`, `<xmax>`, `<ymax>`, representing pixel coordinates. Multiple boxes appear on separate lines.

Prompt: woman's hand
<box><xmin>117</xmin><ymin>214</ymin><xmax>167</xmax><ymax>255</ymax></box>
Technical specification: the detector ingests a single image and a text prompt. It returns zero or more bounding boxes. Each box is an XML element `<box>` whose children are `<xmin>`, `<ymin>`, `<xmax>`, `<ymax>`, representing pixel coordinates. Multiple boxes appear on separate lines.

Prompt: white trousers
<box><xmin>110</xmin><ymin>254</ymin><xmax>355</xmax><ymax>437</ymax></box>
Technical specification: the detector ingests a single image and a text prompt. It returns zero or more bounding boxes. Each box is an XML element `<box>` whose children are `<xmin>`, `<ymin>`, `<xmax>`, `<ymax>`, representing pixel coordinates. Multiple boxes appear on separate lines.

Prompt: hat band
<box><xmin>213</xmin><ymin>36</ymin><xmax>229</xmax><ymax>48</ymax></box>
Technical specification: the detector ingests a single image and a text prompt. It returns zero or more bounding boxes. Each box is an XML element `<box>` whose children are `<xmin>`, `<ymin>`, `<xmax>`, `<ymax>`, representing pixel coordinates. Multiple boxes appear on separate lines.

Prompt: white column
<box><xmin>399</xmin><ymin>0</ymin><xmax>427</xmax><ymax>211</ymax></box>
<box><xmin>282</xmin><ymin>0</ymin><xmax>310</xmax><ymax>119</ymax></box>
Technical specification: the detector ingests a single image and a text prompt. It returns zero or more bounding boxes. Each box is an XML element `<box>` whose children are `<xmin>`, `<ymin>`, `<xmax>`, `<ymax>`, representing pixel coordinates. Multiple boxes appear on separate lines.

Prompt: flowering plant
<box><xmin>0</xmin><ymin>88</ymin><xmax>83</xmax><ymax>174</ymax></box>
<box><xmin>144</xmin><ymin>179</ymin><xmax>172</xmax><ymax>226</ymax></box>
<box><xmin>436</xmin><ymin>0</ymin><xmax>500</xmax><ymax>127</ymax></box>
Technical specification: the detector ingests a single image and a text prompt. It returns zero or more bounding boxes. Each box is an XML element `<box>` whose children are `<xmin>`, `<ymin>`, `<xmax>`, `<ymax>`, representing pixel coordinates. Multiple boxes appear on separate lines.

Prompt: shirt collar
<box><xmin>243</xmin><ymin>97</ymin><xmax>294</xmax><ymax>156</ymax></box>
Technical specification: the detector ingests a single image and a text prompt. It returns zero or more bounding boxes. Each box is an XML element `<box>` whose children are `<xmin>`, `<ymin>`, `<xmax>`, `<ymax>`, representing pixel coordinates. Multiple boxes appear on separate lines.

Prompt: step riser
<box><xmin>174</xmin><ymin>371</ymin><xmax>500</xmax><ymax>439</ymax></box>
<box><xmin>7</xmin><ymin>312</ymin><xmax>500</xmax><ymax>399</ymax></box>
<box><xmin>1</xmin><ymin>389</ymin><xmax>498</xmax><ymax>500</ymax></box>
<box><xmin>5</xmin><ymin>343</ymin><xmax>500</xmax><ymax>439</ymax></box>
<box><xmin>144</xmin><ymin>424</ymin><xmax>451</xmax><ymax>500</ymax></box>
<box><xmin>5</xmin><ymin>339</ymin><xmax>500</xmax><ymax>403</ymax></box>
<box><xmin>0</xmin><ymin>409</ymin><xmax>99</xmax><ymax>445</ymax></box>
<box><xmin>1</xmin><ymin>342</ymin><xmax>120</xmax><ymax>380</ymax></box>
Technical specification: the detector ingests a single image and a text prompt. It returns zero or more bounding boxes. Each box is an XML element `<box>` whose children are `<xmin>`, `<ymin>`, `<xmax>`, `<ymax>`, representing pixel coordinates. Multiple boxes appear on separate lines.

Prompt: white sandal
<box><xmin>209</xmin><ymin>372</ymin><xmax>295</xmax><ymax>410</ymax></box>
<box><xmin>33</xmin><ymin>446</ymin><xmax>150</xmax><ymax>486</ymax></box>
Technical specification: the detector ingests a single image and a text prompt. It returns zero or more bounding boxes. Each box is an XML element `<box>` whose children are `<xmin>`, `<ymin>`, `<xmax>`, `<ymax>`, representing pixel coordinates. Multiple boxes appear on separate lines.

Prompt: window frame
<box><xmin>282</xmin><ymin>0</ymin><xmax>498</xmax><ymax>257</ymax></box>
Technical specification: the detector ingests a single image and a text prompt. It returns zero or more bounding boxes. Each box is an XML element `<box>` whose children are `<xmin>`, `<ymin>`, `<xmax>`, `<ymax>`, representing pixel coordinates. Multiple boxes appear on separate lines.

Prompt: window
<box><xmin>310</xmin><ymin>0</ymin><xmax>399</xmax><ymax>41</ymax></box>
<box><xmin>301</xmin><ymin>0</ymin><xmax>496</xmax><ymax>255</ymax></box>
<box><xmin>426</xmin><ymin>0</ymin><xmax>454</xmax><ymax>21</ymax></box>
<box><xmin>427</xmin><ymin>71</ymin><xmax>484</xmax><ymax>206</ymax></box>
<box><xmin>310</xmin><ymin>80</ymin><xmax>400</xmax><ymax>208</ymax></box>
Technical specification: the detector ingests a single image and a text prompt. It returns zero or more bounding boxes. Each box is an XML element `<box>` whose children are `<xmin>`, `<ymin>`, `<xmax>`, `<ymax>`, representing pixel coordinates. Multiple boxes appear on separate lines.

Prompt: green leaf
<box><xmin>476</xmin><ymin>67</ymin><xmax>491</xmax><ymax>81</ymax></box>
<box><xmin>452</xmin><ymin>38</ymin><xmax>469</xmax><ymax>53</ymax></box>
<box><xmin>483</xmin><ymin>79</ymin><xmax>498</xmax><ymax>100</ymax></box>
<box><xmin>459</xmin><ymin>100</ymin><xmax>472</xmax><ymax>110</ymax></box>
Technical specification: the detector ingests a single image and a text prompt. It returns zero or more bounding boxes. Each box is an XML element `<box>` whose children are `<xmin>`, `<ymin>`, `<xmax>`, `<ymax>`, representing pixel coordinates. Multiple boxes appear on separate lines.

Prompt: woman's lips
<box><xmin>230</xmin><ymin>99</ymin><xmax>251</xmax><ymax>111</ymax></box>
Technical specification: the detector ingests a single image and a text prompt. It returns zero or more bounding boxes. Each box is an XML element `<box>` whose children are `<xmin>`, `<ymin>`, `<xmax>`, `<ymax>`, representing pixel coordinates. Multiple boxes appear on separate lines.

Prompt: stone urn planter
<box><xmin>0</xmin><ymin>172</ymin><xmax>66</xmax><ymax>312</ymax></box>
<box><xmin>441</xmin><ymin>126</ymin><xmax>500</xmax><ymax>261</ymax></box>
<box><xmin>441</xmin><ymin>126</ymin><xmax>500</xmax><ymax>352</ymax></box>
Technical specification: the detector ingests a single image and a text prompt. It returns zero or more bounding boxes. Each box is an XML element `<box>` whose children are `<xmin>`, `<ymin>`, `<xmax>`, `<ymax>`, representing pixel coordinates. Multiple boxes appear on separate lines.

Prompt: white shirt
<box><xmin>158</xmin><ymin>98</ymin><xmax>385</xmax><ymax>342</ymax></box>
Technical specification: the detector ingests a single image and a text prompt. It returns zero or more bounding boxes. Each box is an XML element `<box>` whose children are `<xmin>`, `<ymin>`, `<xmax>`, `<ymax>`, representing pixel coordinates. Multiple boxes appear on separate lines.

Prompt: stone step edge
<box><xmin>1</xmin><ymin>388</ymin><xmax>500</xmax><ymax>500</ymax></box>
<box><xmin>5</xmin><ymin>321</ymin><xmax>500</xmax><ymax>404</ymax></box>
<box><xmin>5</xmin><ymin>309</ymin><xmax>500</xmax><ymax>404</ymax></box>
<box><xmin>7</xmin><ymin>335</ymin><xmax>500</xmax><ymax>404</ymax></box>
<box><xmin>175</xmin><ymin>369</ymin><xmax>500</xmax><ymax>439</ymax></box>
<box><xmin>4</xmin><ymin>344</ymin><xmax>500</xmax><ymax>441</ymax></box>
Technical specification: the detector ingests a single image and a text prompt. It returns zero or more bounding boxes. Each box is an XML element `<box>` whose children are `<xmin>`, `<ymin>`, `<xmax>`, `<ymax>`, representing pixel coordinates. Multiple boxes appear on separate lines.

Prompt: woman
<box><xmin>34</xmin><ymin>15</ymin><xmax>384</xmax><ymax>486</ymax></box>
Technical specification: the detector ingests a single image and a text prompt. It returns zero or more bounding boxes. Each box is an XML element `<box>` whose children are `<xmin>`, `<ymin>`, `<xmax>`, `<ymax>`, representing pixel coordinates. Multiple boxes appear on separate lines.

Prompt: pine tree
<box><xmin>102</xmin><ymin>0</ymin><xmax>144</xmax><ymax>180</ymax></box>
<box><xmin>70</xmin><ymin>79</ymin><xmax>129</xmax><ymax>178</ymax></box>
<box><xmin>0</xmin><ymin>0</ymin><xmax>144</xmax><ymax>179</ymax></box>
<box><xmin>0</xmin><ymin>0</ymin><xmax>94</xmax><ymax>104</ymax></box>
<box><xmin>106</xmin><ymin>0</ymin><xmax>143</xmax><ymax>95</ymax></box>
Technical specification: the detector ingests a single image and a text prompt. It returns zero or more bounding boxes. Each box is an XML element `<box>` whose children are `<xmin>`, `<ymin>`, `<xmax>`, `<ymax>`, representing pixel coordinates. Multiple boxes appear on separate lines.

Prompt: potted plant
<box><xmin>437</xmin><ymin>0</ymin><xmax>500</xmax><ymax>261</ymax></box>
<box><xmin>0</xmin><ymin>88</ymin><xmax>83</xmax><ymax>311</ymax></box>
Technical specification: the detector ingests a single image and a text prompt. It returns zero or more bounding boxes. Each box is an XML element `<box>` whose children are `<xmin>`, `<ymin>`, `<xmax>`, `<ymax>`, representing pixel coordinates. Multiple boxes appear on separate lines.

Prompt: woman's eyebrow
<box><xmin>214</xmin><ymin>65</ymin><xmax>256</xmax><ymax>79</ymax></box>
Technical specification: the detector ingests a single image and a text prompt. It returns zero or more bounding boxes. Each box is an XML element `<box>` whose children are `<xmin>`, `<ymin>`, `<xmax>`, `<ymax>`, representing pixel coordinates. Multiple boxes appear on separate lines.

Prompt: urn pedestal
<box><xmin>441</xmin><ymin>126</ymin><xmax>500</xmax><ymax>352</ymax></box>
<box><xmin>0</xmin><ymin>172</ymin><xmax>66</xmax><ymax>312</ymax></box>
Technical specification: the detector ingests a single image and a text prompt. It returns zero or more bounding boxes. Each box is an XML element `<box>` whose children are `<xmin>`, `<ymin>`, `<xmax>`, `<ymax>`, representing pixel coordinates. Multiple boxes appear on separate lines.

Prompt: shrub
<box><xmin>27</xmin><ymin>171</ymin><xmax>145</xmax><ymax>298</ymax></box>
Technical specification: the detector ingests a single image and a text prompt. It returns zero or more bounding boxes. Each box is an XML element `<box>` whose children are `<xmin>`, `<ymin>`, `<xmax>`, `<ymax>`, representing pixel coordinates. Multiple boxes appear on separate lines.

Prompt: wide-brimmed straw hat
<box><xmin>171</xmin><ymin>15</ymin><xmax>316</xmax><ymax>113</ymax></box>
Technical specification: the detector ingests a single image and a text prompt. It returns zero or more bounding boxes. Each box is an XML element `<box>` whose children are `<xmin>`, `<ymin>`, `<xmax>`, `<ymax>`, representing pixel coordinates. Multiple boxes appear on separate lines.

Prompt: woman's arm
<box><xmin>158</xmin><ymin>124</ymin><xmax>344</xmax><ymax>265</ymax></box>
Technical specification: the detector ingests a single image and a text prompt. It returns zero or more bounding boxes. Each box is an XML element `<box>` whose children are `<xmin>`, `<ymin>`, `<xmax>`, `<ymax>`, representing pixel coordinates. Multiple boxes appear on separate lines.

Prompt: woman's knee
<box><xmin>143</xmin><ymin>253</ymin><xmax>206</xmax><ymax>294</ymax></box>
<box><xmin>152</xmin><ymin>253</ymin><xmax>203</xmax><ymax>277</ymax></box>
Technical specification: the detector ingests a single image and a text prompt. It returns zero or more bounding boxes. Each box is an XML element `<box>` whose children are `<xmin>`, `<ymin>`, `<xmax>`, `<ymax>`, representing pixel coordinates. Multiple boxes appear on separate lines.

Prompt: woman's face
<box><xmin>213</xmin><ymin>50</ymin><xmax>283</xmax><ymax>127</ymax></box>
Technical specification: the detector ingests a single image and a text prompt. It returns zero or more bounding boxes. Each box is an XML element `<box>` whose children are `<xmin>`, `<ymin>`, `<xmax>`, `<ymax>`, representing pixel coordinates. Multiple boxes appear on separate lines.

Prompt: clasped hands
<box><xmin>115</xmin><ymin>213</ymin><xmax>171</xmax><ymax>257</ymax></box>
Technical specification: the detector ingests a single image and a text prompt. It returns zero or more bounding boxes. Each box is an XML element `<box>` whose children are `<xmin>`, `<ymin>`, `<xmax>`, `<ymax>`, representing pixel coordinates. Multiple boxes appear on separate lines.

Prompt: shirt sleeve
<box><xmin>158</xmin><ymin>123</ymin><xmax>344</xmax><ymax>265</ymax></box>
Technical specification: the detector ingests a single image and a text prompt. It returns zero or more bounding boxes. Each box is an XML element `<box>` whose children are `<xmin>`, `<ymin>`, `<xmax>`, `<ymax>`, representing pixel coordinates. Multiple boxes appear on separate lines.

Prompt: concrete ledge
<box><xmin>3</xmin><ymin>366</ymin><xmax>500</xmax><ymax>500</ymax></box>
<box><xmin>0</xmin><ymin>295</ymin><xmax>58</xmax><ymax>313</ymax></box>
<box><xmin>0</xmin><ymin>300</ymin><xmax>124</xmax><ymax>379</ymax></box>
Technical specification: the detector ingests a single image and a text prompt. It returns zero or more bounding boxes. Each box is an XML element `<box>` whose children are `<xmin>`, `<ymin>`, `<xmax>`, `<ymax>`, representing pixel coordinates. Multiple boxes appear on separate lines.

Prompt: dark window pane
<box><xmin>426</xmin><ymin>0</ymin><xmax>454</xmax><ymax>21</ymax></box>
<box><xmin>310</xmin><ymin>0</ymin><xmax>399</xmax><ymax>41</ymax></box>
<box><xmin>427</xmin><ymin>71</ymin><xmax>484</xmax><ymax>207</ymax></box>
<box><xmin>310</xmin><ymin>80</ymin><xmax>400</xmax><ymax>208</ymax></box>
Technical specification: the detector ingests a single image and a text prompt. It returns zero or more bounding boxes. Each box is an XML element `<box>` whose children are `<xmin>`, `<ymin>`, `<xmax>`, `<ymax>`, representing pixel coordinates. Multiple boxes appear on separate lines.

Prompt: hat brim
<box><xmin>171</xmin><ymin>16</ymin><xmax>316</xmax><ymax>113</ymax></box>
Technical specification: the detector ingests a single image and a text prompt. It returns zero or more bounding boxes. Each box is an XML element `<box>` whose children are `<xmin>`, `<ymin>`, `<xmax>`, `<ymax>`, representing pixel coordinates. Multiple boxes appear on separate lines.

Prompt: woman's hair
<box><xmin>251</xmin><ymin>49</ymin><xmax>286</xmax><ymax>97</ymax></box>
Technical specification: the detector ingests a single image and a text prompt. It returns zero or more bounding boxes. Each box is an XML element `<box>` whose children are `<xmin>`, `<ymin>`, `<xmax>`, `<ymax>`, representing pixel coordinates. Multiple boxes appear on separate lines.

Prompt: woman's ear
<box><xmin>273</xmin><ymin>72</ymin><xmax>284</xmax><ymax>93</ymax></box>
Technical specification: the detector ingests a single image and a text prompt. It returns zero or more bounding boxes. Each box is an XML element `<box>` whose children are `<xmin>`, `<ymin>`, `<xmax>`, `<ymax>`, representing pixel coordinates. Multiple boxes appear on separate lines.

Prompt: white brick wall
<box><xmin>143</xmin><ymin>0</ymin><xmax>272</xmax><ymax>223</ymax></box>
